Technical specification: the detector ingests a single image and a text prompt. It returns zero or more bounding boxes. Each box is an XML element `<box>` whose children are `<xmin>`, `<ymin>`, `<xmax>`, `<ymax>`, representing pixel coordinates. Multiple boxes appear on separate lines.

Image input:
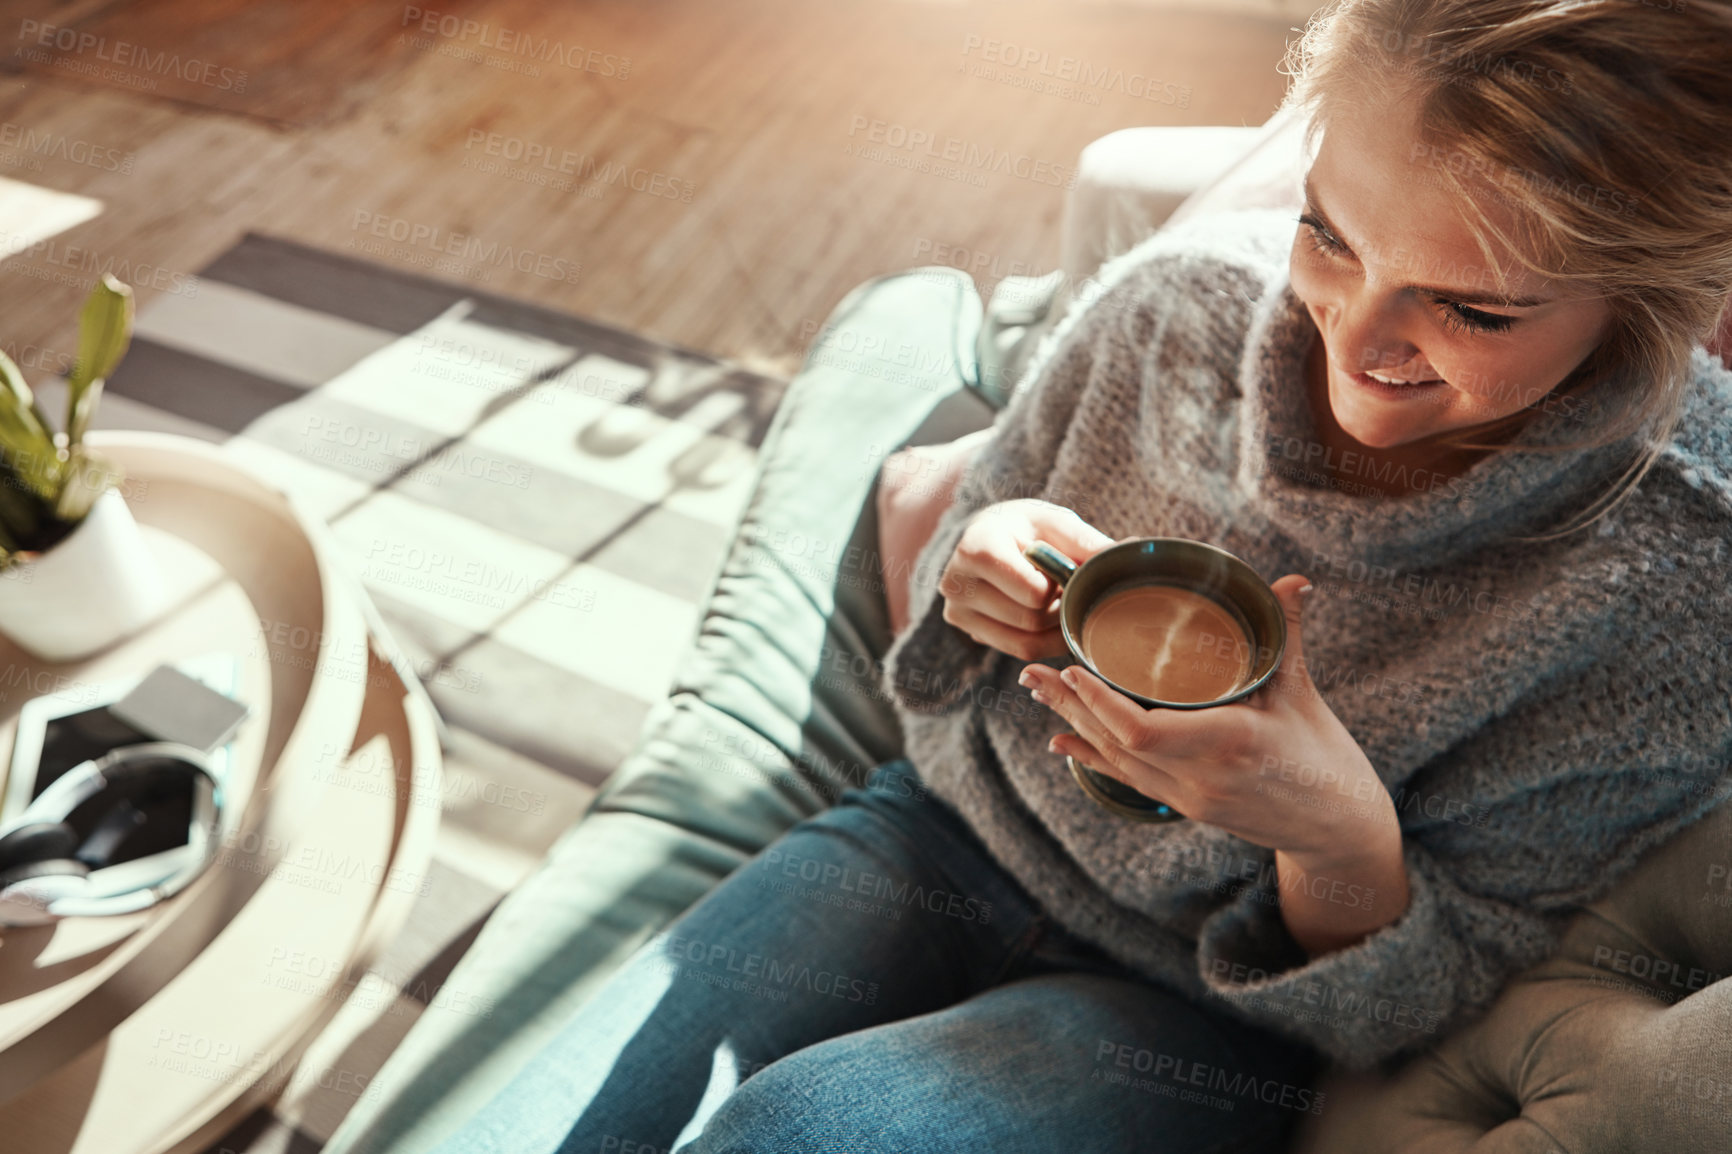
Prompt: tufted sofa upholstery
<box><xmin>1294</xmin><ymin>798</ymin><xmax>1732</xmax><ymax>1150</ymax></box>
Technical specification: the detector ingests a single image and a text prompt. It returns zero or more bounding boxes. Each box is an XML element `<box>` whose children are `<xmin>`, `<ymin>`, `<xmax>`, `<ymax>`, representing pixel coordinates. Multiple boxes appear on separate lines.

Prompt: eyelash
<box><xmin>1298</xmin><ymin>213</ymin><xmax>1346</xmax><ymax>260</ymax></box>
<box><xmin>1296</xmin><ymin>214</ymin><xmax>1517</xmax><ymax>337</ymax></box>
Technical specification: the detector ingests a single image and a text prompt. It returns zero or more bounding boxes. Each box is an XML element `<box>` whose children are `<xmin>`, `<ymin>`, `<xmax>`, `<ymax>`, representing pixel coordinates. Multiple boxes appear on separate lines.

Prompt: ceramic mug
<box><xmin>1023</xmin><ymin>536</ymin><xmax>1286</xmax><ymax>821</ymax></box>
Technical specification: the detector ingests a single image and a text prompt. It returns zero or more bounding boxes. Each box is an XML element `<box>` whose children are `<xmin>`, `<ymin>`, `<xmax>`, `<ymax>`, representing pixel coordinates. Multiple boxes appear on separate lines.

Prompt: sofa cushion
<box><xmin>322</xmin><ymin>267</ymin><xmax>989</xmax><ymax>1154</ymax></box>
<box><xmin>594</xmin><ymin>269</ymin><xmax>993</xmax><ymax>830</ymax></box>
<box><xmin>1295</xmin><ymin>793</ymin><xmax>1732</xmax><ymax>1152</ymax></box>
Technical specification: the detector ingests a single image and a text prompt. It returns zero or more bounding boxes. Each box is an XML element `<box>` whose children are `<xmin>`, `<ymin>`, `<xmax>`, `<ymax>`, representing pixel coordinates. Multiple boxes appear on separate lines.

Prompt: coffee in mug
<box><xmin>1078</xmin><ymin>584</ymin><xmax>1254</xmax><ymax>704</ymax></box>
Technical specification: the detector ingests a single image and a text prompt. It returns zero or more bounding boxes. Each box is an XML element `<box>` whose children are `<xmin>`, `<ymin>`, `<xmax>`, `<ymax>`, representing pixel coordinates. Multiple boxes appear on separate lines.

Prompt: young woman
<box><xmin>436</xmin><ymin>1</ymin><xmax>1732</xmax><ymax>1150</ymax></box>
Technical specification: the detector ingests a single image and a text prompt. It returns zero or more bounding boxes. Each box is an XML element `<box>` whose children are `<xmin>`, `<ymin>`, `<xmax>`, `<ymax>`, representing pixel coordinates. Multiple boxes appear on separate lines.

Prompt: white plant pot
<box><xmin>0</xmin><ymin>487</ymin><xmax>171</xmax><ymax>663</ymax></box>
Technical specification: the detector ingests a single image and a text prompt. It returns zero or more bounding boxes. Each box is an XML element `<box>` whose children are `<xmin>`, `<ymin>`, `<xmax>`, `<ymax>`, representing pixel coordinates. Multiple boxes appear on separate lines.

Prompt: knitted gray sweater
<box><xmin>881</xmin><ymin>209</ymin><xmax>1732</xmax><ymax>1069</ymax></box>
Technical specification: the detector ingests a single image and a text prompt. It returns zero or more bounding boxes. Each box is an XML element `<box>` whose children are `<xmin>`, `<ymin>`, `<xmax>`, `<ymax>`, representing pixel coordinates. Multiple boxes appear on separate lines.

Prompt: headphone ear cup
<box><xmin>0</xmin><ymin>859</ymin><xmax>93</xmax><ymax>926</ymax></box>
<box><xmin>0</xmin><ymin>857</ymin><xmax>91</xmax><ymax>891</ymax></box>
<box><xmin>0</xmin><ymin>821</ymin><xmax>80</xmax><ymax>873</ymax></box>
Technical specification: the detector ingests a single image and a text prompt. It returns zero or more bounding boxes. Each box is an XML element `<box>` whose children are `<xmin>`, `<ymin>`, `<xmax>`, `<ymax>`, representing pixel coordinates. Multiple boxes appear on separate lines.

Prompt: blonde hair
<box><xmin>1280</xmin><ymin>0</ymin><xmax>1732</xmax><ymax>537</ymax></box>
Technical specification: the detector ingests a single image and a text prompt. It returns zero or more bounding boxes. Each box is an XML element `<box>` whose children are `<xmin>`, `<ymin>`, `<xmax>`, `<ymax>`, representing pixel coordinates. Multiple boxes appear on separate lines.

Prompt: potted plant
<box><xmin>0</xmin><ymin>274</ymin><xmax>169</xmax><ymax>662</ymax></box>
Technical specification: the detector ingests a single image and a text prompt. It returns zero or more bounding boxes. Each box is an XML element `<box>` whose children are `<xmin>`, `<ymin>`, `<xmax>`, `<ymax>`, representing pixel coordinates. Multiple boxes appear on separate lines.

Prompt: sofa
<box><xmin>325</xmin><ymin>110</ymin><xmax>1732</xmax><ymax>1154</ymax></box>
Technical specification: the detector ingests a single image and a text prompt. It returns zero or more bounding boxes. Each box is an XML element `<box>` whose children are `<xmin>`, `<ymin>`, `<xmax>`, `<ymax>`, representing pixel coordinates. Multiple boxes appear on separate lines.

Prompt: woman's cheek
<box><xmin>1287</xmin><ymin>242</ymin><xmax>1334</xmax><ymax>309</ymax></box>
<box><xmin>1449</xmin><ymin>354</ymin><xmax>1545</xmax><ymax>417</ymax></box>
<box><xmin>1444</xmin><ymin>362</ymin><xmax>1506</xmax><ymax>419</ymax></box>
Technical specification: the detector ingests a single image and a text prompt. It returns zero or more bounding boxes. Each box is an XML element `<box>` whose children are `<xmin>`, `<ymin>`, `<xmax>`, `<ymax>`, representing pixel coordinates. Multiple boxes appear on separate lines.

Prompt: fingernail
<box><xmin>1299</xmin><ymin>582</ymin><xmax>1314</xmax><ymax>598</ymax></box>
<box><xmin>1047</xmin><ymin>736</ymin><xmax>1061</xmax><ymax>754</ymax></box>
<box><xmin>1060</xmin><ymin>667</ymin><xmax>1078</xmax><ymax>688</ymax></box>
<box><xmin>1017</xmin><ymin>668</ymin><xmax>1036</xmax><ymax>689</ymax></box>
<box><xmin>1030</xmin><ymin>689</ymin><xmax>1049</xmax><ymax>706</ymax></box>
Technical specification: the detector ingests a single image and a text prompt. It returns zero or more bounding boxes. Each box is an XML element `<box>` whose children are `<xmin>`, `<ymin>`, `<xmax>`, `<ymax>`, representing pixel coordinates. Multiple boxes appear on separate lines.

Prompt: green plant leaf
<box><xmin>0</xmin><ymin>348</ymin><xmax>49</xmax><ymax>435</ymax></box>
<box><xmin>69</xmin><ymin>378</ymin><xmax>104</xmax><ymax>455</ymax></box>
<box><xmin>0</xmin><ymin>347</ymin><xmax>63</xmax><ymax>504</ymax></box>
<box><xmin>53</xmin><ymin>446</ymin><xmax>123</xmax><ymax>523</ymax></box>
<box><xmin>67</xmin><ymin>274</ymin><xmax>133</xmax><ymax>450</ymax></box>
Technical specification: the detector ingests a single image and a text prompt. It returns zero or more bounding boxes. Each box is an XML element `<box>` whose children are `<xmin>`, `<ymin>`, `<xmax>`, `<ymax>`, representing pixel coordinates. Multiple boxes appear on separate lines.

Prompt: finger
<box><xmin>1266</xmin><ymin>573</ymin><xmax>1317</xmax><ymax>701</ymax></box>
<box><xmin>959</xmin><ymin>514</ymin><xmax>1063</xmax><ymax>610</ymax></box>
<box><xmin>1027</xmin><ymin>503</ymin><xmax>1115</xmax><ymax>563</ymax></box>
<box><xmin>945</xmin><ymin>603</ymin><xmax>1068</xmax><ymax>660</ymax></box>
<box><xmin>1052</xmin><ymin>731</ymin><xmax>1123</xmax><ymax>781</ymax></box>
<box><xmin>1027</xmin><ymin>667</ymin><xmax>1189</xmax><ymax>798</ymax></box>
<box><xmin>947</xmin><ymin>576</ymin><xmax>1058</xmax><ymax>634</ymax></box>
<box><xmin>1052</xmin><ymin>733</ymin><xmax>1182</xmax><ymax>808</ymax></box>
<box><xmin>1059</xmin><ymin>664</ymin><xmax>1234</xmax><ymax>759</ymax></box>
<box><xmin>1033</xmin><ymin>665</ymin><xmax>1146</xmax><ymax>768</ymax></box>
<box><xmin>1057</xmin><ymin>664</ymin><xmax>1159</xmax><ymax>751</ymax></box>
<box><xmin>980</xmin><ymin>504</ymin><xmax>1114</xmax><ymax>612</ymax></box>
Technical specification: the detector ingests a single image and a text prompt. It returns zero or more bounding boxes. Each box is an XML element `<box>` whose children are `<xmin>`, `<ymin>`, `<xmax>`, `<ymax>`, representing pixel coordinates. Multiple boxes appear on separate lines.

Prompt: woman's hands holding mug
<box><xmin>937</xmin><ymin>499</ymin><xmax>1116</xmax><ymax>661</ymax></box>
<box><xmin>1015</xmin><ymin>576</ymin><xmax>1379</xmax><ymax>853</ymax></box>
<box><xmin>1014</xmin><ymin>576</ymin><xmax>1411</xmax><ymax>956</ymax></box>
<box><xmin>931</xmin><ymin>501</ymin><xmax>1412</xmax><ymax>957</ymax></box>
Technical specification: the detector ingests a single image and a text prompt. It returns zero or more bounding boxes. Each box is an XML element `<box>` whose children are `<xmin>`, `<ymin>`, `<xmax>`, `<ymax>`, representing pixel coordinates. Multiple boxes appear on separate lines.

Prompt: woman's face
<box><xmin>1287</xmin><ymin>88</ymin><xmax>1613</xmax><ymax>450</ymax></box>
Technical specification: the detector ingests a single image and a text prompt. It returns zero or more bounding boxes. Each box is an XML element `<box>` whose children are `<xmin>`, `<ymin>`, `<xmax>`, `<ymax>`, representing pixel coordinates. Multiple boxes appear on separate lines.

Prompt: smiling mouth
<box><xmin>1362</xmin><ymin>369</ymin><xmax>1442</xmax><ymax>386</ymax></box>
<box><xmin>1340</xmin><ymin>363</ymin><xmax>1447</xmax><ymax>396</ymax></box>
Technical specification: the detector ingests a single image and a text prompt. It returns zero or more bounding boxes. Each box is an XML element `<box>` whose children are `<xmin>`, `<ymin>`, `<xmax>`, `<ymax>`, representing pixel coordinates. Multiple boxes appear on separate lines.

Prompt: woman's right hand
<box><xmin>938</xmin><ymin>499</ymin><xmax>1115</xmax><ymax>660</ymax></box>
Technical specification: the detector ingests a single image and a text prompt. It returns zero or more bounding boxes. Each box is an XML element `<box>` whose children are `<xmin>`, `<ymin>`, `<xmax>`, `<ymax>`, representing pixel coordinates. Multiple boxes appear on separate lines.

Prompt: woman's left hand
<box><xmin>1018</xmin><ymin>574</ymin><xmax>1394</xmax><ymax>861</ymax></box>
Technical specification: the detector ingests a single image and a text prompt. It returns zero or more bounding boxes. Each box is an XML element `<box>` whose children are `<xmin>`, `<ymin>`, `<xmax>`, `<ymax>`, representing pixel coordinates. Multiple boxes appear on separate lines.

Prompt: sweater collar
<box><xmin>1234</xmin><ymin>270</ymin><xmax>1642</xmax><ymax>572</ymax></box>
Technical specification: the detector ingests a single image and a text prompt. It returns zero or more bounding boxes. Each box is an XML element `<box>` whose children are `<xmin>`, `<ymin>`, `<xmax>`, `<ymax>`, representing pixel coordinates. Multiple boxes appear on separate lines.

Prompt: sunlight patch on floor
<box><xmin>0</xmin><ymin>176</ymin><xmax>102</xmax><ymax>259</ymax></box>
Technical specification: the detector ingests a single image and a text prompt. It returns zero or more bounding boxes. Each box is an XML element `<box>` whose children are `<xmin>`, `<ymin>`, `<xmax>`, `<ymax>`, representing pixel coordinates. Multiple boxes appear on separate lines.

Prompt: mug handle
<box><xmin>1023</xmin><ymin>540</ymin><xmax>1077</xmax><ymax>588</ymax></box>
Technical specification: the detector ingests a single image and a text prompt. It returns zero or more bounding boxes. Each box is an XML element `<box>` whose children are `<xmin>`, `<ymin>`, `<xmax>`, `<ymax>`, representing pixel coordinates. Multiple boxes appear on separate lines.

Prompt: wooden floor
<box><xmin>0</xmin><ymin>0</ymin><xmax>1295</xmax><ymax>380</ymax></box>
<box><xmin>0</xmin><ymin>4</ymin><xmax>1297</xmax><ymax>1150</ymax></box>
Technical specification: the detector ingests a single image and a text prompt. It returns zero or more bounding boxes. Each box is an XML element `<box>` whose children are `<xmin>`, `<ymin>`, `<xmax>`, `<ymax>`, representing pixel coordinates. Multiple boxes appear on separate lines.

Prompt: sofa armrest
<box><xmin>1060</xmin><ymin>125</ymin><xmax>1264</xmax><ymax>283</ymax></box>
<box><xmin>972</xmin><ymin>106</ymin><xmax>1308</xmax><ymax>402</ymax></box>
<box><xmin>1294</xmin><ymin>798</ymin><xmax>1732</xmax><ymax>1152</ymax></box>
<box><xmin>1060</xmin><ymin>104</ymin><xmax>1306</xmax><ymax>285</ymax></box>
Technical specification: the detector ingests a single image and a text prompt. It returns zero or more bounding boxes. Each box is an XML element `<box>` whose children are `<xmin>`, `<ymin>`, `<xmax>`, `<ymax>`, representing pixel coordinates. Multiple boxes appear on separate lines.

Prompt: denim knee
<box><xmin>678</xmin><ymin>1061</ymin><xmax>823</xmax><ymax>1153</ymax></box>
<box><xmin>680</xmin><ymin>1039</ymin><xmax>916</xmax><ymax>1154</ymax></box>
<box><xmin>680</xmin><ymin>996</ymin><xmax>1051</xmax><ymax>1153</ymax></box>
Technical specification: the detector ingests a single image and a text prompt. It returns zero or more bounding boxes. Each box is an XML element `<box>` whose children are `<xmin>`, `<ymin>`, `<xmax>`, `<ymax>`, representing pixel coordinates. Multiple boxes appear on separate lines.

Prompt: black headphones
<box><xmin>0</xmin><ymin>741</ymin><xmax>224</xmax><ymax>927</ymax></box>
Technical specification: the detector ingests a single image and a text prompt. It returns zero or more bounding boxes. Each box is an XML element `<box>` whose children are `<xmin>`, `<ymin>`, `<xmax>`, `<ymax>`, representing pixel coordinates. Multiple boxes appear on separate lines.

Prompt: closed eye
<box><xmin>1299</xmin><ymin>213</ymin><xmax>1520</xmax><ymax>337</ymax></box>
<box><xmin>1433</xmin><ymin>299</ymin><xmax>1517</xmax><ymax>336</ymax></box>
<box><xmin>1297</xmin><ymin>213</ymin><xmax>1348</xmax><ymax>258</ymax></box>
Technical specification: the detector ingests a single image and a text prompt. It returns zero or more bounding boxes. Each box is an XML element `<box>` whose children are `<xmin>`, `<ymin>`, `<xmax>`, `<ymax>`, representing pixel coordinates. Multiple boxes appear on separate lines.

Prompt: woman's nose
<box><xmin>1331</xmin><ymin>288</ymin><xmax>1423</xmax><ymax>376</ymax></box>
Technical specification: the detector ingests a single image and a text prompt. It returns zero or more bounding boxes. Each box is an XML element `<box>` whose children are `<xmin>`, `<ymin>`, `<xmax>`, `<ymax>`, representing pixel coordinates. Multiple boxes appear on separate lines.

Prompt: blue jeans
<box><xmin>434</xmin><ymin>761</ymin><xmax>1321</xmax><ymax>1154</ymax></box>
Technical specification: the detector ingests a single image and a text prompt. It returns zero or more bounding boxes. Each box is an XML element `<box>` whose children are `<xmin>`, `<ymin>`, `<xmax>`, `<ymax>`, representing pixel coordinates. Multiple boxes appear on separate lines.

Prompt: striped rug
<box><xmin>32</xmin><ymin>233</ymin><xmax>786</xmax><ymax>1153</ymax></box>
